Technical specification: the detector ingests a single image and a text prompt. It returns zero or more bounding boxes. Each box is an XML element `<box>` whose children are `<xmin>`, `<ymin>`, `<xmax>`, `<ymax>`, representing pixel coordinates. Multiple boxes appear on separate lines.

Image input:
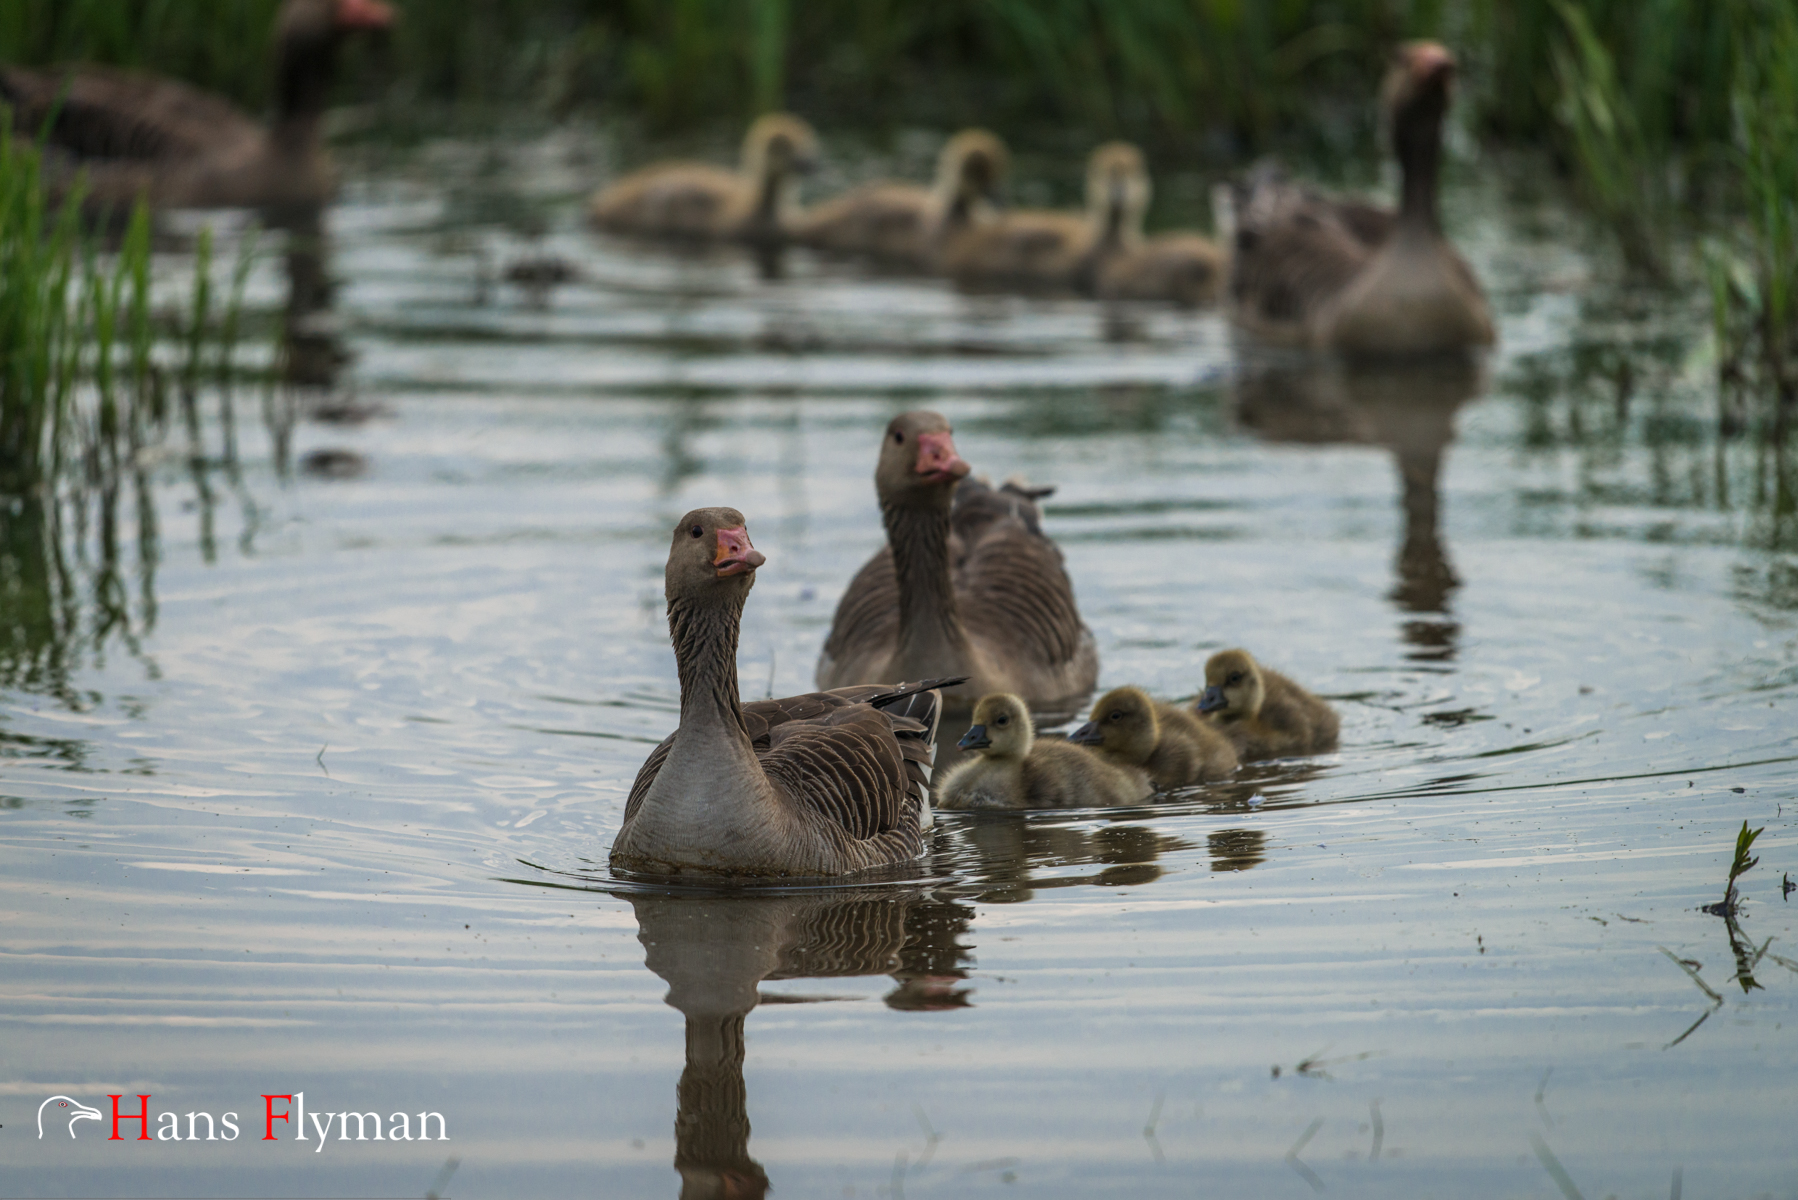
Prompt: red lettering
<box><xmin>108</xmin><ymin>1094</ymin><xmax>152</xmax><ymax>1141</ymax></box>
<box><xmin>262</xmin><ymin>1094</ymin><xmax>293</xmax><ymax>1141</ymax></box>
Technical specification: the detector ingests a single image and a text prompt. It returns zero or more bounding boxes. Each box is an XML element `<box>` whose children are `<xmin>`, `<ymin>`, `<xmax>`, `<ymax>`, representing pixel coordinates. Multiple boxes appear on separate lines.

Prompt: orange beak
<box><xmin>914</xmin><ymin>431</ymin><xmax>971</xmax><ymax>484</ymax></box>
<box><xmin>336</xmin><ymin>0</ymin><xmax>396</xmax><ymax>30</ymax></box>
<box><xmin>714</xmin><ymin>526</ymin><xmax>765</xmax><ymax>577</ymax></box>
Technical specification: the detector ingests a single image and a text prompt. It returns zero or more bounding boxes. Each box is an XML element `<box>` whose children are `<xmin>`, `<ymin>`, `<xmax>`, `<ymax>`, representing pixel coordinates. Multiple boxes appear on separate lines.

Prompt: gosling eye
<box><xmin>690</xmin><ymin>524</ymin><xmax>704</xmax><ymax>539</ymax></box>
<box><xmin>1228</xmin><ymin>672</ymin><xmax>1243</xmax><ymax>684</ymax></box>
<box><xmin>891</xmin><ymin>430</ymin><xmax>904</xmax><ymax>445</ymax></box>
<box><xmin>994</xmin><ymin>714</ymin><xmax>1009</xmax><ymax>726</ymax></box>
<box><xmin>1108</xmin><ymin>710</ymin><xmax>1123</xmax><ymax>722</ymax></box>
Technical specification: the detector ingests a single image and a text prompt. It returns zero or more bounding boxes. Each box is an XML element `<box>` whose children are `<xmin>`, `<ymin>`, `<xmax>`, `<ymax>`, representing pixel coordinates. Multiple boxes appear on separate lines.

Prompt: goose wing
<box><xmin>954</xmin><ymin>501</ymin><xmax>1088</xmax><ymax>671</ymax></box>
<box><xmin>1228</xmin><ymin>167</ymin><xmax>1385</xmax><ymax>333</ymax></box>
<box><xmin>818</xmin><ymin>547</ymin><xmax>901</xmax><ymax>675</ymax></box>
<box><xmin>623</xmin><ymin>680</ymin><xmax>955</xmax><ymax>825</ymax></box>
<box><xmin>1</xmin><ymin>66</ymin><xmax>261</xmax><ymax>166</ymax></box>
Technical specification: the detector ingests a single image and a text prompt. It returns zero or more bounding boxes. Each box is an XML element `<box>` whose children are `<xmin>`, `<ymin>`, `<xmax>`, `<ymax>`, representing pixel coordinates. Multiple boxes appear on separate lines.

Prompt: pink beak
<box><xmin>336</xmin><ymin>0</ymin><xmax>396</xmax><ymax>30</ymax></box>
<box><xmin>1406</xmin><ymin>41</ymin><xmax>1456</xmax><ymax>84</ymax></box>
<box><xmin>714</xmin><ymin>526</ymin><xmax>765</xmax><ymax>577</ymax></box>
<box><xmin>914</xmin><ymin>431</ymin><xmax>971</xmax><ymax>484</ymax></box>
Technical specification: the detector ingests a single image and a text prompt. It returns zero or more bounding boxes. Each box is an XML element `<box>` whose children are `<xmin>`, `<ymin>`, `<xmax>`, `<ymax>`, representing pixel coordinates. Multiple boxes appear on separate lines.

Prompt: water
<box><xmin>3</xmin><ymin>135</ymin><xmax>1796</xmax><ymax>1199</ymax></box>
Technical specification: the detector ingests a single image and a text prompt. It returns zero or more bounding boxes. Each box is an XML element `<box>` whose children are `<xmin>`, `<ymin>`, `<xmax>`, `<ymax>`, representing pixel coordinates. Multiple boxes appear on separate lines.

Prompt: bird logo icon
<box><xmin>38</xmin><ymin>1095</ymin><xmax>103</xmax><ymax>1139</ymax></box>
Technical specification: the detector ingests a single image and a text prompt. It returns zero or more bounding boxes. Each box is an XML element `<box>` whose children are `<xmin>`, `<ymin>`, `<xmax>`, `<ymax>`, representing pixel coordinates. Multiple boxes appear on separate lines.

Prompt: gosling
<box><xmin>586</xmin><ymin>113</ymin><xmax>819</xmax><ymax>244</ymax></box>
<box><xmin>1069</xmin><ymin>685</ymin><xmax>1237</xmax><ymax>789</ymax></box>
<box><xmin>937</xmin><ymin>693</ymin><xmax>1151</xmax><ymax>811</ymax></box>
<box><xmin>1194</xmin><ymin>649</ymin><xmax>1340</xmax><ymax>761</ymax></box>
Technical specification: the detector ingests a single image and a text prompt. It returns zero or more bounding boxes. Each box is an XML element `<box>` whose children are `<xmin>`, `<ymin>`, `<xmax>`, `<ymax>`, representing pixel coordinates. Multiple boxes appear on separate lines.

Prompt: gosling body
<box><xmin>588</xmin><ymin>114</ymin><xmax>819</xmax><ymax>244</ymax></box>
<box><xmin>938</xmin><ymin>694</ymin><xmax>1151</xmax><ymax>811</ymax></box>
<box><xmin>1070</xmin><ymin>686</ymin><xmax>1237</xmax><ymax>788</ymax></box>
<box><xmin>794</xmin><ymin>129</ymin><xmax>1008</xmax><ymax>270</ymax></box>
<box><xmin>1195</xmin><ymin>649</ymin><xmax>1339</xmax><ymax>761</ymax></box>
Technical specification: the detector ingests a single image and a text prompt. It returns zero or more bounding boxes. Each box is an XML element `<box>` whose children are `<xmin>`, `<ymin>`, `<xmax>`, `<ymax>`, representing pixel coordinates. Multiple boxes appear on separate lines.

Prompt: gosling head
<box><xmin>875</xmin><ymin>410</ymin><xmax>972</xmax><ymax>508</ymax></box>
<box><xmin>935</xmin><ymin>129</ymin><xmax>1009</xmax><ymax>219</ymax></box>
<box><xmin>1382</xmin><ymin>41</ymin><xmax>1457</xmax><ymax>160</ymax></box>
<box><xmin>741</xmin><ymin>113</ymin><xmax>822</xmax><ymax>183</ymax></box>
<box><xmin>665</xmin><ymin>507</ymin><xmax>766</xmax><ymax>604</ymax></box>
<box><xmin>1085</xmin><ymin>142</ymin><xmax>1150</xmax><ymax>247</ymax></box>
<box><xmin>1197</xmin><ymin>649</ymin><xmax>1264</xmax><ymax>721</ymax></box>
<box><xmin>1068</xmin><ymin>686</ymin><xmax>1160</xmax><ymax>764</ymax></box>
<box><xmin>957</xmin><ymin>693</ymin><xmax>1034</xmax><ymax>761</ymax></box>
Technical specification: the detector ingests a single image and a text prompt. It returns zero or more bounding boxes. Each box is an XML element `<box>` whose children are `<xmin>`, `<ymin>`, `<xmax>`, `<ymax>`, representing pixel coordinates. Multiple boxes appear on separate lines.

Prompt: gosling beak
<box><xmin>957</xmin><ymin>725</ymin><xmax>991</xmax><ymax>751</ymax></box>
<box><xmin>1068</xmin><ymin>721</ymin><xmax>1103</xmax><ymax>746</ymax></box>
<box><xmin>914</xmin><ymin>431</ymin><xmax>971</xmax><ymax>485</ymax></box>
<box><xmin>336</xmin><ymin>0</ymin><xmax>396</xmax><ymax>30</ymax></box>
<box><xmin>714</xmin><ymin>525</ymin><xmax>765</xmax><ymax>577</ymax></box>
<box><xmin>1196</xmin><ymin>686</ymin><xmax>1226</xmax><ymax>714</ymax></box>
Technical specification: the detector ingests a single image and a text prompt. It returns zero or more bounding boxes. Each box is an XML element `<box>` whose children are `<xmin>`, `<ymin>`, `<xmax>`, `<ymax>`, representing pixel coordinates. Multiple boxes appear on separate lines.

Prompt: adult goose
<box><xmin>1227</xmin><ymin>42</ymin><xmax>1493</xmax><ymax>356</ymax></box>
<box><xmin>612</xmin><ymin>508</ymin><xmax>954</xmax><ymax>880</ymax></box>
<box><xmin>0</xmin><ymin>0</ymin><xmax>394</xmax><ymax>215</ymax></box>
<box><xmin>793</xmin><ymin>128</ymin><xmax>1008</xmax><ymax>271</ymax></box>
<box><xmin>587</xmin><ymin>113</ymin><xmax>819</xmax><ymax>245</ymax></box>
<box><xmin>815</xmin><ymin>412</ymin><xmax>1098</xmax><ymax>715</ymax></box>
<box><xmin>1195</xmin><ymin>649</ymin><xmax>1340</xmax><ymax>760</ymax></box>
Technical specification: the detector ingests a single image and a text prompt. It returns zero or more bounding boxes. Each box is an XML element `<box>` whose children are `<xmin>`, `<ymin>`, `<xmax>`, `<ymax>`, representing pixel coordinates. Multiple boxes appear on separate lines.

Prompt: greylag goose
<box><xmin>942</xmin><ymin>141</ymin><xmax>1148</xmax><ymax>293</ymax></box>
<box><xmin>1095</xmin><ymin>233</ymin><xmax>1225</xmax><ymax>307</ymax></box>
<box><xmin>586</xmin><ymin>114</ymin><xmax>819</xmax><ymax>245</ymax></box>
<box><xmin>937</xmin><ymin>693</ymin><xmax>1150</xmax><ymax>810</ymax></box>
<box><xmin>1195</xmin><ymin>649</ymin><xmax>1340</xmax><ymax>760</ymax></box>
<box><xmin>1227</xmin><ymin>42</ymin><xmax>1493</xmax><ymax>356</ymax></box>
<box><xmin>814</xmin><ymin>411</ymin><xmax>1099</xmax><ymax>715</ymax></box>
<box><xmin>1069</xmin><ymin>685</ymin><xmax>1237</xmax><ymax>787</ymax></box>
<box><xmin>611</xmin><ymin>507</ymin><xmax>954</xmax><ymax>880</ymax></box>
<box><xmin>0</xmin><ymin>0</ymin><xmax>394</xmax><ymax>215</ymax></box>
<box><xmin>793</xmin><ymin>128</ymin><xmax>1008</xmax><ymax>270</ymax></box>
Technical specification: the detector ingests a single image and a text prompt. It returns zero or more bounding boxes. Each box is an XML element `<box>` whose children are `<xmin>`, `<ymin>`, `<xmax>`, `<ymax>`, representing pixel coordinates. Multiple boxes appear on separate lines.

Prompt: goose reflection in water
<box><xmin>1234</xmin><ymin>355</ymin><xmax>1481</xmax><ymax>662</ymax></box>
<box><xmin>623</xmin><ymin>888</ymin><xmax>973</xmax><ymax>1198</ymax></box>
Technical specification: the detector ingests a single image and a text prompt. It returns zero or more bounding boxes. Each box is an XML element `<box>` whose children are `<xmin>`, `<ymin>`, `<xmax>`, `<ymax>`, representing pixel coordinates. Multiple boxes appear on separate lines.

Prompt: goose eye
<box><xmin>689</xmin><ymin>524</ymin><xmax>703</xmax><ymax>539</ymax></box>
<box><xmin>994</xmin><ymin>714</ymin><xmax>1008</xmax><ymax>725</ymax></box>
<box><xmin>1228</xmin><ymin>672</ymin><xmax>1243</xmax><ymax>684</ymax></box>
<box><xmin>1109</xmin><ymin>710</ymin><xmax>1123</xmax><ymax>721</ymax></box>
<box><xmin>891</xmin><ymin>430</ymin><xmax>904</xmax><ymax>445</ymax></box>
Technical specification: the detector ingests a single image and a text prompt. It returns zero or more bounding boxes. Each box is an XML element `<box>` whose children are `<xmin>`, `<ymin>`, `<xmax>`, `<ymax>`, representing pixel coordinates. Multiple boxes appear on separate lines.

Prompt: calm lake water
<box><xmin>3</xmin><ymin>132</ymin><xmax>1796</xmax><ymax>1199</ymax></box>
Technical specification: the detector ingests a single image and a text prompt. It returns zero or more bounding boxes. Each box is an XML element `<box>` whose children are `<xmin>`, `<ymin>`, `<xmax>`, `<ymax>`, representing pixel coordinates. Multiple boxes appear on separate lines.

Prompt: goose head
<box><xmin>1085</xmin><ymin>142</ymin><xmax>1151</xmax><ymax>249</ymax></box>
<box><xmin>875</xmin><ymin>410</ymin><xmax>971</xmax><ymax>509</ymax></box>
<box><xmin>1197</xmin><ymin>649</ymin><xmax>1264</xmax><ymax>721</ymax></box>
<box><xmin>666</xmin><ymin>507</ymin><xmax>765</xmax><ymax>605</ymax></box>
<box><xmin>934</xmin><ymin>129</ymin><xmax>1009</xmax><ymax>223</ymax></box>
<box><xmin>1069</xmin><ymin>686</ymin><xmax>1159</xmax><ymax>764</ymax></box>
<box><xmin>274</xmin><ymin>0</ymin><xmax>395</xmax><ymax>120</ymax></box>
<box><xmin>957</xmin><ymin>692</ymin><xmax>1034</xmax><ymax>760</ymax></box>
<box><xmin>740</xmin><ymin>114</ymin><xmax>820</xmax><ymax>205</ymax></box>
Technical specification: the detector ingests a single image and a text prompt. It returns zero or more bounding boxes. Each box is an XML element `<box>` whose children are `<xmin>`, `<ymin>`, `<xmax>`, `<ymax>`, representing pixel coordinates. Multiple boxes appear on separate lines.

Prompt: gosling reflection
<box><xmin>1207</xmin><ymin>828</ymin><xmax>1267</xmax><ymax>872</ymax></box>
<box><xmin>625</xmin><ymin>888</ymin><xmax>973</xmax><ymax>1197</ymax></box>
<box><xmin>937</xmin><ymin>818</ymin><xmax>1190</xmax><ymax>902</ymax></box>
<box><xmin>1234</xmin><ymin>356</ymin><xmax>1481</xmax><ymax>661</ymax></box>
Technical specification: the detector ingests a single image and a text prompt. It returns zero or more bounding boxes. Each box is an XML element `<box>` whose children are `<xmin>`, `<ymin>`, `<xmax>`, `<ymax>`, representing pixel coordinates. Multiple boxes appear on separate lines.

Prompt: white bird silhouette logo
<box><xmin>38</xmin><ymin>1095</ymin><xmax>103</xmax><ymax>1139</ymax></box>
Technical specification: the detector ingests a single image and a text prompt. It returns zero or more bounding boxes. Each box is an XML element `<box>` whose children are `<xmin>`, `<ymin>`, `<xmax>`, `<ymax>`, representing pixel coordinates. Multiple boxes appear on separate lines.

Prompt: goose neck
<box><xmin>666</xmin><ymin>591</ymin><xmax>752</xmax><ymax>745</ymax></box>
<box><xmin>1394</xmin><ymin>107</ymin><xmax>1444</xmax><ymax>232</ymax></box>
<box><xmin>883</xmin><ymin>497</ymin><xmax>970</xmax><ymax>660</ymax></box>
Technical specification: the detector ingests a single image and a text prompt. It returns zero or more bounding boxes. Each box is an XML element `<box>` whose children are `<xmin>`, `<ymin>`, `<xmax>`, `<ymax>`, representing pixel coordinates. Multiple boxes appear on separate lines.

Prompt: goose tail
<box><xmin>876</xmin><ymin>677</ymin><xmax>964</xmax><ymax>832</ymax></box>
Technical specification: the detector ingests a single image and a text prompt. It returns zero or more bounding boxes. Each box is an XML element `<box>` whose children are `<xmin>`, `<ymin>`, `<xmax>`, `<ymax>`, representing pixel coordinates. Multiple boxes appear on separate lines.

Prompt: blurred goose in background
<box><xmin>943</xmin><ymin>141</ymin><xmax>1148</xmax><ymax>293</ymax></box>
<box><xmin>1227</xmin><ymin>41</ymin><xmax>1493</xmax><ymax>356</ymax></box>
<box><xmin>611</xmin><ymin>507</ymin><xmax>955</xmax><ymax>879</ymax></box>
<box><xmin>1069</xmin><ymin>685</ymin><xmax>1237</xmax><ymax>788</ymax></box>
<box><xmin>587</xmin><ymin>113</ymin><xmax>819</xmax><ymax>244</ymax></box>
<box><xmin>1095</xmin><ymin>230</ymin><xmax>1226</xmax><ymax>306</ymax></box>
<box><xmin>0</xmin><ymin>0</ymin><xmax>394</xmax><ymax>215</ymax></box>
<box><xmin>938</xmin><ymin>693</ymin><xmax>1151</xmax><ymax>810</ymax></box>
<box><xmin>794</xmin><ymin>128</ymin><xmax>1009</xmax><ymax>270</ymax></box>
<box><xmin>1195</xmin><ymin>648</ymin><xmax>1340</xmax><ymax>760</ymax></box>
<box><xmin>815</xmin><ymin>411</ymin><xmax>1099</xmax><ymax>716</ymax></box>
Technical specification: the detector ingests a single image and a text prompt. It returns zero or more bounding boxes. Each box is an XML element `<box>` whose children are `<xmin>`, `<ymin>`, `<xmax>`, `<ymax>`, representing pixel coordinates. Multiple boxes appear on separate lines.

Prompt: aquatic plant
<box><xmin>1702</xmin><ymin>819</ymin><xmax>1763</xmax><ymax>918</ymax></box>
